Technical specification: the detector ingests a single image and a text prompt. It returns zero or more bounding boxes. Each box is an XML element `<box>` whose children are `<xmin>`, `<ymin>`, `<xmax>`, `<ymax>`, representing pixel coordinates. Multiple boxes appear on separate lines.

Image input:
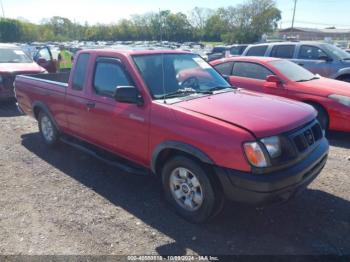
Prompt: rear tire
<box><xmin>307</xmin><ymin>103</ymin><xmax>328</xmax><ymax>131</ymax></box>
<box><xmin>162</xmin><ymin>155</ymin><xmax>224</xmax><ymax>223</ymax></box>
<box><xmin>38</xmin><ymin>111</ymin><xmax>59</xmax><ymax>146</ymax></box>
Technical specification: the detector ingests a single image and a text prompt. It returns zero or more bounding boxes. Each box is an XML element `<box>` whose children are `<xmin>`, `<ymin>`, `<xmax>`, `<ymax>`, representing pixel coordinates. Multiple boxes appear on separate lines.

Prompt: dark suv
<box><xmin>242</xmin><ymin>42</ymin><xmax>350</xmax><ymax>82</ymax></box>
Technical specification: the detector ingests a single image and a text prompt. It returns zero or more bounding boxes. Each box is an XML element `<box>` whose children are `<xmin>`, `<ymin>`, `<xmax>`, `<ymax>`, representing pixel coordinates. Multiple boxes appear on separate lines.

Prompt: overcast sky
<box><xmin>1</xmin><ymin>0</ymin><xmax>349</xmax><ymax>29</ymax></box>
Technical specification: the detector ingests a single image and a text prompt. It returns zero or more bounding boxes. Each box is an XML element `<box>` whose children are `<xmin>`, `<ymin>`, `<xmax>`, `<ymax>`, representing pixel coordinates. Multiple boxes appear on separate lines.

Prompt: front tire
<box><xmin>38</xmin><ymin>111</ymin><xmax>59</xmax><ymax>146</ymax></box>
<box><xmin>162</xmin><ymin>156</ymin><xmax>224</xmax><ymax>223</ymax></box>
<box><xmin>308</xmin><ymin>103</ymin><xmax>328</xmax><ymax>131</ymax></box>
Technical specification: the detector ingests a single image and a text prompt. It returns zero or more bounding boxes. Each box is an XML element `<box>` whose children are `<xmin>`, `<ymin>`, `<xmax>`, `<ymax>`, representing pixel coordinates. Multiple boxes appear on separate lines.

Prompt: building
<box><xmin>279</xmin><ymin>27</ymin><xmax>350</xmax><ymax>42</ymax></box>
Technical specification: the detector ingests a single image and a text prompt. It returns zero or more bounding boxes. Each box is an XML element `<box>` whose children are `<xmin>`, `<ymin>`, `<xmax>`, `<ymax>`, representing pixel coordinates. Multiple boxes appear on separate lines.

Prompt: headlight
<box><xmin>243</xmin><ymin>142</ymin><xmax>268</xmax><ymax>168</ymax></box>
<box><xmin>328</xmin><ymin>94</ymin><xmax>350</xmax><ymax>107</ymax></box>
<box><xmin>261</xmin><ymin>136</ymin><xmax>281</xmax><ymax>158</ymax></box>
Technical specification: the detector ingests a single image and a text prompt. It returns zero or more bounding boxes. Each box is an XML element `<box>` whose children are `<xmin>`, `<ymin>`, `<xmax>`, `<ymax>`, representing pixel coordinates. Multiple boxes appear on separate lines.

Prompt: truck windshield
<box><xmin>321</xmin><ymin>44</ymin><xmax>350</xmax><ymax>60</ymax></box>
<box><xmin>133</xmin><ymin>53</ymin><xmax>230</xmax><ymax>99</ymax></box>
<box><xmin>0</xmin><ymin>48</ymin><xmax>33</xmax><ymax>63</ymax></box>
<box><xmin>269</xmin><ymin>59</ymin><xmax>318</xmax><ymax>82</ymax></box>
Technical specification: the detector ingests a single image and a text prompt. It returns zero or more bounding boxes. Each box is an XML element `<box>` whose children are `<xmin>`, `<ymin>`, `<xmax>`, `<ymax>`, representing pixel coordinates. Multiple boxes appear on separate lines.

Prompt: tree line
<box><xmin>0</xmin><ymin>0</ymin><xmax>281</xmax><ymax>44</ymax></box>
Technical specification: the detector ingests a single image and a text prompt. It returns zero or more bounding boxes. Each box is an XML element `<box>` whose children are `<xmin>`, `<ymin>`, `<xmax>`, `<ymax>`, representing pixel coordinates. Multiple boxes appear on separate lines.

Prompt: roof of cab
<box><xmin>79</xmin><ymin>48</ymin><xmax>192</xmax><ymax>56</ymax></box>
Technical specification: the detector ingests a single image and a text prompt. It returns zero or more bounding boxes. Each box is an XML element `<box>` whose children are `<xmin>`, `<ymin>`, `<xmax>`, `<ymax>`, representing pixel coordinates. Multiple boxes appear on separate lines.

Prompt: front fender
<box><xmin>151</xmin><ymin>140</ymin><xmax>214</xmax><ymax>174</ymax></box>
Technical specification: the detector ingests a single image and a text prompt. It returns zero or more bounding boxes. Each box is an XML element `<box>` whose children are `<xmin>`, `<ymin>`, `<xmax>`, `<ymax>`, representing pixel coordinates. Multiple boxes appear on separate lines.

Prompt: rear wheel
<box><xmin>162</xmin><ymin>156</ymin><xmax>224</xmax><ymax>223</ymax></box>
<box><xmin>38</xmin><ymin>111</ymin><xmax>59</xmax><ymax>146</ymax></box>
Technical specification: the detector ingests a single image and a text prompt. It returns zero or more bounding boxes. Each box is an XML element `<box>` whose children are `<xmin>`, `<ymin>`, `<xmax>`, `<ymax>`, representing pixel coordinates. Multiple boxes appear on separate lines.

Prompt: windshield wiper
<box><xmin>158</xmin><ymin>86</ymin><xmax>233</xmax><ymax>99</ymax></box>
<box><xmin>160</xmin><ymin>87</ymin><xmax>219</xmax><ymax>99</ymax></box>
<box><xmin>207</xmin><ymin>86</ymin><xmax>233</xmax><ymax>92</ymax></box>
<box><xmin>296</xmin><ymin>76</ymin><xmax>319</xmax><ymax>82</ymax></box>
<box><xmin>161</xmin><ymin>88</ymin><xmax>200</xmax><ymax>99</ymax></box>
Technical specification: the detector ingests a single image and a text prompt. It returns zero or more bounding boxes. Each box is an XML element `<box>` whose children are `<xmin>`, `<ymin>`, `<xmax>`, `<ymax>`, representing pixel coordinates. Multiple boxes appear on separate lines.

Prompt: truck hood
<box><xmin>295</xmin><ymin>77</ymin><xmax>350</xmax><ymax>97</ymax></box>
<box><xmin>0</xmin><ymin>62</ymin><xmax>44</xmax><ymax>74</ymax></box>
<box><xmin>175</xmin><ymin>90</ymin><xmax>316</xmax><ymax>138</ymax></box>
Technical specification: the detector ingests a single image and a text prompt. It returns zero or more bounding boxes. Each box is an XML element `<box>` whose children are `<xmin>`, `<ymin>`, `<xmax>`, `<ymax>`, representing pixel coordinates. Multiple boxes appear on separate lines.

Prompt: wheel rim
<box><xmin>41</xmin><ymin>116</ymin><xmax>54</xmax><ymax>142</ymax></box>
<box><xmin>169</xmin><ymin>167</ymin><xmax>204</xmax><ymax>211</ymax></box>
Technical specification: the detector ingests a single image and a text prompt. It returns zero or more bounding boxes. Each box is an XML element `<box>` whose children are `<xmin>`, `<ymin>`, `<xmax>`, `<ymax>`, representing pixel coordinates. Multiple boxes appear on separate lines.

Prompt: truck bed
<box><xmin>16</xmin><ymin>72</ymin><xmax>70</xmax><ymax>88</ymax></box>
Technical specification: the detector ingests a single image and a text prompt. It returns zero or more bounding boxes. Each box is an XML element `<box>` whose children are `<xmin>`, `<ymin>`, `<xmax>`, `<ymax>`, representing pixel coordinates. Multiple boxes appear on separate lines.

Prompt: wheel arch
<box><xmin>336</xmin><ymin>73</ymin><xmax>350</xmax><ymax>81</ymax></box>
<box><xmin>302</xmin><ymin>100</ymin><xmax>329</xmax><ymax>127</ymax></box>
<box><xmin>32</xmin><ymin>101</ymin><xmax>60</xmax><ymax>132</ymax></box>
<box><xmin>151</xmin><ymin>141</ymin><xmax>214</xmax><ymax>176</ymax></box>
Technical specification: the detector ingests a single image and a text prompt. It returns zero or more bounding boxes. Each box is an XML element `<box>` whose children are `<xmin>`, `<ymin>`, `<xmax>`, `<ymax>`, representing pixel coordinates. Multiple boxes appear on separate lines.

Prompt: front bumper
<box><xmin>214</xmin><ymin>137</ymin><xmax>329</xmax><ymax>205</ymax></box>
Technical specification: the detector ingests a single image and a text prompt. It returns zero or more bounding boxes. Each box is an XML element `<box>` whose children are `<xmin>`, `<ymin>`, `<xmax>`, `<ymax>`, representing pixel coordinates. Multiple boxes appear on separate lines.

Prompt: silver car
<box><xmin>242</xmin><ymin>42</ymin><xmax>350</xmax><ymax>82</ymax></box>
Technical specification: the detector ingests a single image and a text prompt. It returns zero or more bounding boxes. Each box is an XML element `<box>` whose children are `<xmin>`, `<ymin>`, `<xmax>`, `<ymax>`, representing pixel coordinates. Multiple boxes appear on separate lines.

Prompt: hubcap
<box><xmin>41</xmin><ymin>116</ymin><xmax>54</xmax><ymax>142</ymax></box>
<box><xmin>169</xmin><ymin>167</ymin><xmax>203</xmax><ymax>211</ymax></box>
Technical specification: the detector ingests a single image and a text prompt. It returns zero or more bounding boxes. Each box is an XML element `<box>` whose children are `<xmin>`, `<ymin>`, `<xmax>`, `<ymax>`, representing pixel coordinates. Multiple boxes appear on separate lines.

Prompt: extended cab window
<box><xmin>246</xmin><ymin>46</ymin><xmax>268</xmax><ymax>56</ymax></box>
<box><xmin>270</xmin><ymin>45</ymin><xmax>295</xmax><ymax>58</ymax></box>
<box><xmin>214</xmin><ymin>62</ymin><xmax>233</xmax><ymax>75</ymax></box>
<box><xmin>298</xmin><ymin>45</ymin><xmax>328</xmax><ymax>60</ymax></box>
<box><xmin>72</xmin><ymin>53</ymin><xmax>90</xmax><ymax>90</ymax></box>
<box><xmin>93</xmin><ymin>59</ymin><xmax>132</xmax><ymax>97</ymax></box>
<box><xmin>232</xmin><ymin>62</ymin><xmax>273</xmax><ymax>80</ymax></box>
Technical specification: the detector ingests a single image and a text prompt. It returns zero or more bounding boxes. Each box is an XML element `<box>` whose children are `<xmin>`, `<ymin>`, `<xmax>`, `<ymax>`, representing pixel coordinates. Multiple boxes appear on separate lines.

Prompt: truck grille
<box><xmin>292</xmin><ymin>122</ymin><xmax>323</xmax><ymax>153</ymax></box>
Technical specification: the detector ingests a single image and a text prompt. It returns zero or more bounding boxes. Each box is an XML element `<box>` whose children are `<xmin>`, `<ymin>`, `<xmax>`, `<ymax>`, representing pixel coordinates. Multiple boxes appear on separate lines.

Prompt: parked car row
<box><xmin>241</xmin><ymin>42</ymin><xmax>350</xmax><ymax>83</ymax></box>
<box><xmin>211</xmin><ymin>56</ymin><xmax>350</xmax><ymax>133</ymax></box>
<box><xmin>0</xmin><ymin>44</ymin><xmax>46</xmax><ymax>101</ymax></box>
<box><xmin>14</xmin><ymin>49</ymin><xmax>329</xmax><ymax>223</ymax></box>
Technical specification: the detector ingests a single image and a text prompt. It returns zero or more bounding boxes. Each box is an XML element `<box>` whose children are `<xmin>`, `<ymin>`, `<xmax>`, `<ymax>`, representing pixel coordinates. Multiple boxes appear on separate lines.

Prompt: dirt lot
<box><xmin>0</xmin><ymin>100</ymin><xmax>349</xmax><ymax>256</ymax></box>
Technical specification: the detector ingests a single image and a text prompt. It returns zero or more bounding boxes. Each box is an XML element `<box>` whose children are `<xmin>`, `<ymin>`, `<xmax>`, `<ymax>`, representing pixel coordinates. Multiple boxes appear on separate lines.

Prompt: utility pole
<box><xmin>0</xmin><ymin>0</ymin><xmax>5</xmax><ymax>18</ymax></box>
<box><xmin>159</xmin><ymin>8</ymin><xmax>163</xmax><ymax>42</ymax></box>
<box><xmin>291</xmin><ymin>0</ymin><xmax>297</xmax><ymax>32</ymax></box>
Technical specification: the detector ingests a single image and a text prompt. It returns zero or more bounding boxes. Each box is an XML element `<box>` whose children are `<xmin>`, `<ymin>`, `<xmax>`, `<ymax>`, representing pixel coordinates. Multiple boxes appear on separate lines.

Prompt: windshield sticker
<box><xmin>193</xmin><ymin>57</ymin><xmax>211</xmax><ymax>69</ymax></box>
<box><xmin>14</xmin><ymin>50</ymin><xmax>25</xmax><ymax>55</ymax></box>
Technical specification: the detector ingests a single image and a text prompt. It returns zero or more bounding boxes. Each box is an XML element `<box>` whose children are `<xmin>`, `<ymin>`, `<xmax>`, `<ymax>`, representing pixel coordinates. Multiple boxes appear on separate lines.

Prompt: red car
<box><xmin>211</xmin><ymin>56</ymin><xmax>350</xmax><ymax>132</ymax></box>
<box><xmin>15</xmin><ymin>50</ymin><xmax>328</xmax><ymax>223</ymax></box>
<box><xmin>0</xmin><ymin>44</ymin><xmax>46</xmax><ymax>101</ymax></box>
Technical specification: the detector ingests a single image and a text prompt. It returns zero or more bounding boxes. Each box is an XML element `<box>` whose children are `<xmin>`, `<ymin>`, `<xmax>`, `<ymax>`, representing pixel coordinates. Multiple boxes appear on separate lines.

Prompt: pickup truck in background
<box><xmin>15</xmin><ymin>49</ymin><xmax>329</xmax><ymax>223</ymax></box>
<box><xmin>0</xmin><ymin>44</ymin><xmax>46</xmax><ymax>101</ymax></box>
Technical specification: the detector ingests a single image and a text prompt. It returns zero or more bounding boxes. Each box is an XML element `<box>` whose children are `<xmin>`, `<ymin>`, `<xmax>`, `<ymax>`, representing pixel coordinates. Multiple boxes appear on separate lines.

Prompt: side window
<box><xmin>93</xmin><ymin>60</ymin><xmax>132</xmax><ymax>97</ymax></box>
<box><xmin>270</xmin><ymin>45</ymin><xmax>295</xmax><ymax>58</ymax></box>
<box><xmin>214</xmin><ymin>62</ymin><xmax>234</xmax><ymax>75</ymax></box>
<box><xmin>232</xmin><ymin>62</ymin><xmax>273</xmax><ymax>80</ymax></box>
<box><xmin>298</xmin><ymin>45</ymin><xmax>328</xmax><ymax>60</ymax></box>
<box><xmin>72</xmin><ymin>53</ymin><xmax>90</xmax><ymax>91</ymax></box>
<box><xmin>38</xmin><ymin>48</ymin><xmax>51</xmax><ymax>60</ymax></box>
<box><xmin>246</xmin><ymin>46</ymin><xmax>268</xmax><ymax>56</ymax></box>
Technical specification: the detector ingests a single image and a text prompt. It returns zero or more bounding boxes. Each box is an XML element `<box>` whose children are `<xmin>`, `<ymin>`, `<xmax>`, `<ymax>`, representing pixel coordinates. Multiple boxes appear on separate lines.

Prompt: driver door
<box><xmin>291</xmin><ymin>45</ymin><xmax>332</xmax><ymax>77</ymax></box>
<box><xmin>34</xmin><ymin>47</ymin><xmax>57</xmax><ymax>73</ymax></box>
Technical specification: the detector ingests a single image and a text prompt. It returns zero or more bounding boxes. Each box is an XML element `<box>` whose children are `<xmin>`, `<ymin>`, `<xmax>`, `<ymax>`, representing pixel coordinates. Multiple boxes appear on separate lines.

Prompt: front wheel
<box><xmin>307</xmin><ymin>103</ymin><xmax>328</xmax><ymax>131</ymax></box>
<box><xmin>162</xmin><ymin>156</ymin><xmax>224</xmax><ymax>223</ymax></box>
<box><xmin>38</xmin><ymin>111</ymin><xmax>59</xmax><ymax>146</ymax></box>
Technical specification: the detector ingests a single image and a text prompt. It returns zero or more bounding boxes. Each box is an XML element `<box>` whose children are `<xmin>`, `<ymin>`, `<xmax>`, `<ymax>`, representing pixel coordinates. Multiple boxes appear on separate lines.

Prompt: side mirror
<box><xmin>264</xmin><ymin>75</ymin><xmax>282</xmax><ymax>88</ymax></box>
<box><xmin>114</xmin><ymin>86</ymin><xmax>144</xmax><ymax>106</ymax></box>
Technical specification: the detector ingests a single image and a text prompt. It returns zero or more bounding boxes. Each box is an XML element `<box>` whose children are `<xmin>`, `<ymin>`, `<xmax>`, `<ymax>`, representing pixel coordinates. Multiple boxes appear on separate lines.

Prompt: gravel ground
<box><xmin>0</xmin><ymin>100</ymin><xmax>349</xmax><ymax>256</ymax></box>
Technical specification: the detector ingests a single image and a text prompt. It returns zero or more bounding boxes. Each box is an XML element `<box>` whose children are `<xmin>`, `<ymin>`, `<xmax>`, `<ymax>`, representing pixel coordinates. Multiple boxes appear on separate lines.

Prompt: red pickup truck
<box><xmin>15</xmin><ymin>49</ymin><xmax>329</xmax><ymax>223</ymax></box>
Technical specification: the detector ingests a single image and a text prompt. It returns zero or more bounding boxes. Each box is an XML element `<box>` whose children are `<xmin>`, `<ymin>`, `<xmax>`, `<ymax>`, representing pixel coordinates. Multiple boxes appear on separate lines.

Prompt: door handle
<box><xmin>86</xmin><ymin>102</ymin><xmax>95</xmax><ymax>109</ymax></box>
<box><xmin>298</xmin><ymin>63</ymin><xmax>304</xmax><ymax>66</ymax></box>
